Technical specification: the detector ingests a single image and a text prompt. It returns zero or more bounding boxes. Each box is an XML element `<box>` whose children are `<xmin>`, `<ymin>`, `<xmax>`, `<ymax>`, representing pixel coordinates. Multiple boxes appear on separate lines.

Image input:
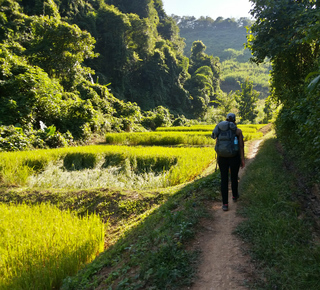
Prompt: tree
<box><xmin>186</xmin><ymin>40</ymin><xmax>220</xmax><ymax>117</ymax></box>
<box><xmin>0</xmin><ymin>45</ymin><xmax>64</xmax><ymax>127</ymax></box>
<box><xmin>23</xmin><ymin>16</ymin><xmax>97</xmax><ymax>90</ymax></box>
<box><xmin>187</xmin><ymin>66</ymin><xmax>215</xmax><ymax>114</ymax></box>
<box><xmin>236</xmin><ymin>79</ymin><xmax>259</xmax><ymax>123</ymax></box>
<box><xmin>213</xmin><ymin>90</ymin><xmax>237</xmax><ymax>121</ymax></box>
<box><xmin>247</xmin><ymin>0</ymin><xmax>319</xmax><ymax>105</ymax></box>
<box><xmin>247</xmin><ymin>0</ymin><xmax>320</xmax><ymax>175</ymax></box>
<box><xmin>262</xmin><ymin>96</ymin><xmax>274</xmax><ymax>124</ymax></box>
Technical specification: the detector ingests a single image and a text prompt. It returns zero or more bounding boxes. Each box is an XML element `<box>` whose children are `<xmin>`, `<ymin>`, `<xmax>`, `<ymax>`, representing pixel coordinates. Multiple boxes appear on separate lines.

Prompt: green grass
<box><xmin>155</xmin><ymin>124</ymin><xmax>266</xmax><ymax>132</ymax></box>
<box><xmin>0</xmin><ymin>169</ymin><xmax>222</xmax><ymax>289</ymax></box>
<box><xmin>59</xmin><ymin>171</ymin><xmax>221</xmax><ymax>289</ymax></box>
<box><xmin>105</xmin><ymin>131</ymin><xmax>216</xmax><ymax>145</ymax></box>
<box><xmin>0</xmin><ymin>203</ymin><xmax>104</xmax><ymax>290</ymax></box>
<box><xmin>236</xmin><ymin>134</ymin><xmax>320</xmax><ymax>289</ymax></box>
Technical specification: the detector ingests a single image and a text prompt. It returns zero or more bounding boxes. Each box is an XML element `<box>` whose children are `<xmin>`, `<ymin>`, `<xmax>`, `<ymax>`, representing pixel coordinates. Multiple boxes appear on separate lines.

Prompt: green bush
<box><xmin>0</xmin><ymin>126</ymin><xmax>31</xmax><ymax>151</ymax></box>
<box><xmin>141</xmin><ymin>106</ymin><xmax>173</xmax><ymax>130</ymax></box>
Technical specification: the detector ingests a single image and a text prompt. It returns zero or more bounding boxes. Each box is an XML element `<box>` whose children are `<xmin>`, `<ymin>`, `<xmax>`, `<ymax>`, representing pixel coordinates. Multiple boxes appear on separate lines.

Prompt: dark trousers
<box><xmin>218</xmin><ymin>155</ymin><xmax>241</xmax><ymax>204</ymax></box>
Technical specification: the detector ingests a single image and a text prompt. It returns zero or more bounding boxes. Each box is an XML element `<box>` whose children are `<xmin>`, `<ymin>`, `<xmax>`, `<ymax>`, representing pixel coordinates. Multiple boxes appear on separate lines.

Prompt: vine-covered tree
<box><xmin>0</xmin><ymin>0</ymin><xmax>146</xmax><ymax>147</ymax></box>
<box><xmin>186</xmin><ymin>40</ymin><xmax>220</xmax><ymax>117</ymax></box>
<box><xmin>0</xmin><ymin>0</ymin><xmax>227</xmax><ymax>151</ymax></box>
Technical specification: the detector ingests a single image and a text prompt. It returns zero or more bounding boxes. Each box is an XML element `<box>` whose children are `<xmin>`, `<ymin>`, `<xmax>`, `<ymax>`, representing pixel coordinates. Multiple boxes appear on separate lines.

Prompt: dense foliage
<box><xmin>247</xmin><ymin>0</ymin><xmax>320</xmax><ymax>179</ymax></box>
<box><xmin>0</xmin><ymin>0</ymin><xmax>273</xmax><ymax>151</ymax></box>
<box><xmin>0</xmin><ymin>0</ymin><xmax>227</xmax><ymax>151</ymax></box>
<box><xmin>0</xmin><ymin>0</ymin><xmax>151</xmax><ymax>148</ymax></box>
<box><xmin>174</xmin><ymin>15</ymin><xmax>254</xmax><ymax>61</ymax></box>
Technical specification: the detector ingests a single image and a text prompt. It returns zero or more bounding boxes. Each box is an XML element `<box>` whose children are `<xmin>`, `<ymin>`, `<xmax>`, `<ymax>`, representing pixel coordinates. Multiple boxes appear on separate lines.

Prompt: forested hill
<box><xmin>0</xmin><ymin>0</ymin><xmax>223</xmax><ymax>149</ymax></box>
<box><xmin>0</xmin><ymin>0</ymin><xmax>272</xmax><ymax>152</ymax></box>
<box><xmin>174</xmin><ymin>16</ymin><xmax>253</xmax><ymax>62</ymax></box>
<box><xmin>173</xmin><ymin>15</ymin><xmax>271</xmax><ymax>98</ymax></box>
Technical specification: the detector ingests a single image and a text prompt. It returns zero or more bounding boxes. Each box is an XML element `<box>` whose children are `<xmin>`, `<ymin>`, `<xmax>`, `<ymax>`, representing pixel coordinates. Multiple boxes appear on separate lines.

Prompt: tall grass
<box><xmin>0</xmin><ymin>150</ymin><xmax>61</xmax><ymax>186</ymax></box>
<box><xmin>0</xmin><ymin>203</ymin><xmax>104</xmax><ymax>290</ymax></box>
<box><xmin>105</xmin><ymin>131</ymin><xmax>216</xmax><ymax>145</ymax></box>
<box><xmin>156</xmin><ymin>124</ymin><xmax>266</xmax><ymax>132</ymax></box>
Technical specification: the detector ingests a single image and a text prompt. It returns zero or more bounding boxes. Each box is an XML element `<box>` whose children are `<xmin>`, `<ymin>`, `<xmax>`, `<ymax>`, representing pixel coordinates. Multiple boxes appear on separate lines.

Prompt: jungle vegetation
<box><xmin>0</xmin><ymin>0</ymin><xmax>271</xmax><ymax>152</ymax></box>
<box><xmin>247</xmin><ymin>0</ymin><xmax>320</xmax><ymax>181</ymax></box>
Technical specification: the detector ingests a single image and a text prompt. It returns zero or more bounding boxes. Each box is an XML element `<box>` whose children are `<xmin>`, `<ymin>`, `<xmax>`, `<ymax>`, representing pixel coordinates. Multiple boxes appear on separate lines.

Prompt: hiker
<box><xmin>211</xmin><ymin>113</ymin><xmax>245</xmax><ymax>211</ymax></box>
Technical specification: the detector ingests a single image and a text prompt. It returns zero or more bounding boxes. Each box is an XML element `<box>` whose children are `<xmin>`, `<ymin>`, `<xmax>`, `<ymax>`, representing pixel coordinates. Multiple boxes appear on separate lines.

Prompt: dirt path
<box><xmin>189</xmin><ymin>139</ymin><xmax>263</xmax><ymax>289</ymax></box>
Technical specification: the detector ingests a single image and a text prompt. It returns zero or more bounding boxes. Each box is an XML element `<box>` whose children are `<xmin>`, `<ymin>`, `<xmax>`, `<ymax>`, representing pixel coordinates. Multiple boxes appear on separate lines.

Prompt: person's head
<box><xmin>226</xmin><ymin>113</ymin><xmax>236</xmax><ymax>123</ymax></box>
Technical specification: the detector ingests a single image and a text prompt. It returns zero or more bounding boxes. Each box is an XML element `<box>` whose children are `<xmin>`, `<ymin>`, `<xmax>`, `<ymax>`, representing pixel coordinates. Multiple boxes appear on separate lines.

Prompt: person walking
<box><xmin>211</xmin><ymin>113</ymin><xmax>245</xmax><ymax>211</ymax></box>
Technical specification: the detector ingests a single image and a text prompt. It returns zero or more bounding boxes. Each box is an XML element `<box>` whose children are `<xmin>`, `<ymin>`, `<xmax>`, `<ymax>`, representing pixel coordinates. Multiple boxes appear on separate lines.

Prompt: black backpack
<box><xmin>212</xmin><ymin>121</ymin><xmax>238</xmax><ymax>157</ymax></box>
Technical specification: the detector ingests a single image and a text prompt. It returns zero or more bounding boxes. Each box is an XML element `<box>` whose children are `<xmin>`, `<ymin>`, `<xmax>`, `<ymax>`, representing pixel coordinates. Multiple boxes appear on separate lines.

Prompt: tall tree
<box><xmin>186</xmin><ymin>40</ymin><xmax>220</xmax><ymax>117</ymax></box>
<box><xmin>247</xmin><ymin>0</ymin><xmax>320</xmax><ymax>174</ymax></box>
<box><xmin>236</xmin><ymin>79</ymin><xmax>259</xmax><ymax>123</ymax></box>
<box><xmin>213</xmin><ymin>90</ymin><xmax>237</xmax><ymax>121</ymax></box>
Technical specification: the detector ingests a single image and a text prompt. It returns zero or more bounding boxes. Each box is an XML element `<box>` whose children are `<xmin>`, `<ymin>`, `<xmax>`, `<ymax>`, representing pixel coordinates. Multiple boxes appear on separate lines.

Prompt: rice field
<box><xmin>0</xmin><ymin>123</ymin><xmax>267</xmax><ymax>289</ymax></box>
<box><xmin>0</xmin><ymin>203</ymin><xmax>104</xmax><ymax>290</ymax></box>
<box><xmin>105</xmin><ymin>125</ymin><xmax>263</xmax><ymax>146</ymax></box>
<box><xmin>155</xmin><ymin>124</ymin><xmax>266</xmax><ymax>132</ymax></box>
<box><xmin>0</xmin><ymin>145</ymin><xmax>217</xmax><ymax>189</ymax></box>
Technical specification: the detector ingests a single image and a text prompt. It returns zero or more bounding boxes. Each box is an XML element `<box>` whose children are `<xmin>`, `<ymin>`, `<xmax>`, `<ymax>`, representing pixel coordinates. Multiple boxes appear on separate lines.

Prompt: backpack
<box><xmin>212</xmin><ymin>121</ymin><xmax>238</xmax><ymax>157</ymax></box>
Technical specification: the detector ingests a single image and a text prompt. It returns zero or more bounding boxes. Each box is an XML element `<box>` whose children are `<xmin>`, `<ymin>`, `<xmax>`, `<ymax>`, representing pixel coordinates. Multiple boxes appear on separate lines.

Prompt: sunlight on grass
<box><xmin>0</xmin><ymin>124</ymin><xmax>271</xmax><ymax>290</ymax></box>
<box><xmin>0</xmin><ymin>203</ymin><xmax>104</xmax><ymax>290</ymax></box>
<box><xmin>28</xmin><ymin>161</ymin><xmax>168</xmax><ymax>190</ymax></box>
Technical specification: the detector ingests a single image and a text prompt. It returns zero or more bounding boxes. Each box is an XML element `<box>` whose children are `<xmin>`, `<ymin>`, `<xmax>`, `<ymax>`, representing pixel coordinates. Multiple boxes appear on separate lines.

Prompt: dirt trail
<box><xmin>189</xmin><ymin>139</ymin><xmax>263</xmax><ymax>289</ymax></box>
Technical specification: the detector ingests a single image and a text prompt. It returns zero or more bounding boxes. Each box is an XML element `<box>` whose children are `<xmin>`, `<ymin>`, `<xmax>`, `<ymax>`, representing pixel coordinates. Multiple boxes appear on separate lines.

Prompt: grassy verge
<box><xmin>237</xmin><ymin>134</ymin><xmax>320</xmax><ymax>289</ymax></box>
<box><xmin>58</xmin><ymin>171</ymin><xmax>221</xmax><ymax>289</ymax></box>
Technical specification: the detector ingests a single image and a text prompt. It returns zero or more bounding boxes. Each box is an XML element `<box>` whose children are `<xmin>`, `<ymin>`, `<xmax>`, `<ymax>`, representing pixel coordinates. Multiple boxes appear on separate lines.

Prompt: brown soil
<box><xmin>188</xmin><ymin>139</ymin><xmax>263</xmax><ymax>289</ymax></box>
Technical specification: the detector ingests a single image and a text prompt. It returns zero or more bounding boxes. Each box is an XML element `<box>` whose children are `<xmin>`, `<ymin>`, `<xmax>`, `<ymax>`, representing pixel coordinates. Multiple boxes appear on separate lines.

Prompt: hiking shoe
<box><xmin>232</xmin><ymin>195</ymin><xmax>239</xmax><ymax>202</ymax></box>
<box><xmin>222</xmin><ymin>204</ymin><xmax>228</xmax><ymax>211</ymax></box>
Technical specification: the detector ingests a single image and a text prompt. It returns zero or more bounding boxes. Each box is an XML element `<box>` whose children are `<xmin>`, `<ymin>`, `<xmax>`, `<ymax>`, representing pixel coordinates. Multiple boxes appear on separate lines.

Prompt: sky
<box><xmin>162</xmin><ymin>0</ymin><xmax>253</xmax><ymax>20</ymax></box>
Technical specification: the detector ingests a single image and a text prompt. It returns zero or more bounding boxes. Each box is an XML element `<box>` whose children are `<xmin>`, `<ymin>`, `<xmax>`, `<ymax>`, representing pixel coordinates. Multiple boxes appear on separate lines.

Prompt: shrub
<box><xmin>0</xmin><ymin>126</ymin><xmax>32</xmax><ymax>151</ymax></box>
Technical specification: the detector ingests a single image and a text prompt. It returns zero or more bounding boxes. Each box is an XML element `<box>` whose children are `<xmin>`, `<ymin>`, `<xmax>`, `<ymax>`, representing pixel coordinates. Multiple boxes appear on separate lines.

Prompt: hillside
<box><xmin>174</xmin><ymin>16</ymin><xmax>271</xmax><ymax>98</ymax></box>
<box><xmin>1</xmin><ymin>0</ymin><xmax>273</xmax><ymax>153</ymax></box>
<box><xmin>175</xmin><ymin>16</ymin><xmax>252</xmax><ymax>62</ymax></box>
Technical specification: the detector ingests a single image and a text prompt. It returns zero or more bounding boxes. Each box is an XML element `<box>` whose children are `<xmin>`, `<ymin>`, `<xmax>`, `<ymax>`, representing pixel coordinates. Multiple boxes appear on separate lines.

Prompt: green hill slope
<box><xmin>175</xmin><ymin>16</ymin><xmax>270</xmax><ymax>98</ymax></box>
